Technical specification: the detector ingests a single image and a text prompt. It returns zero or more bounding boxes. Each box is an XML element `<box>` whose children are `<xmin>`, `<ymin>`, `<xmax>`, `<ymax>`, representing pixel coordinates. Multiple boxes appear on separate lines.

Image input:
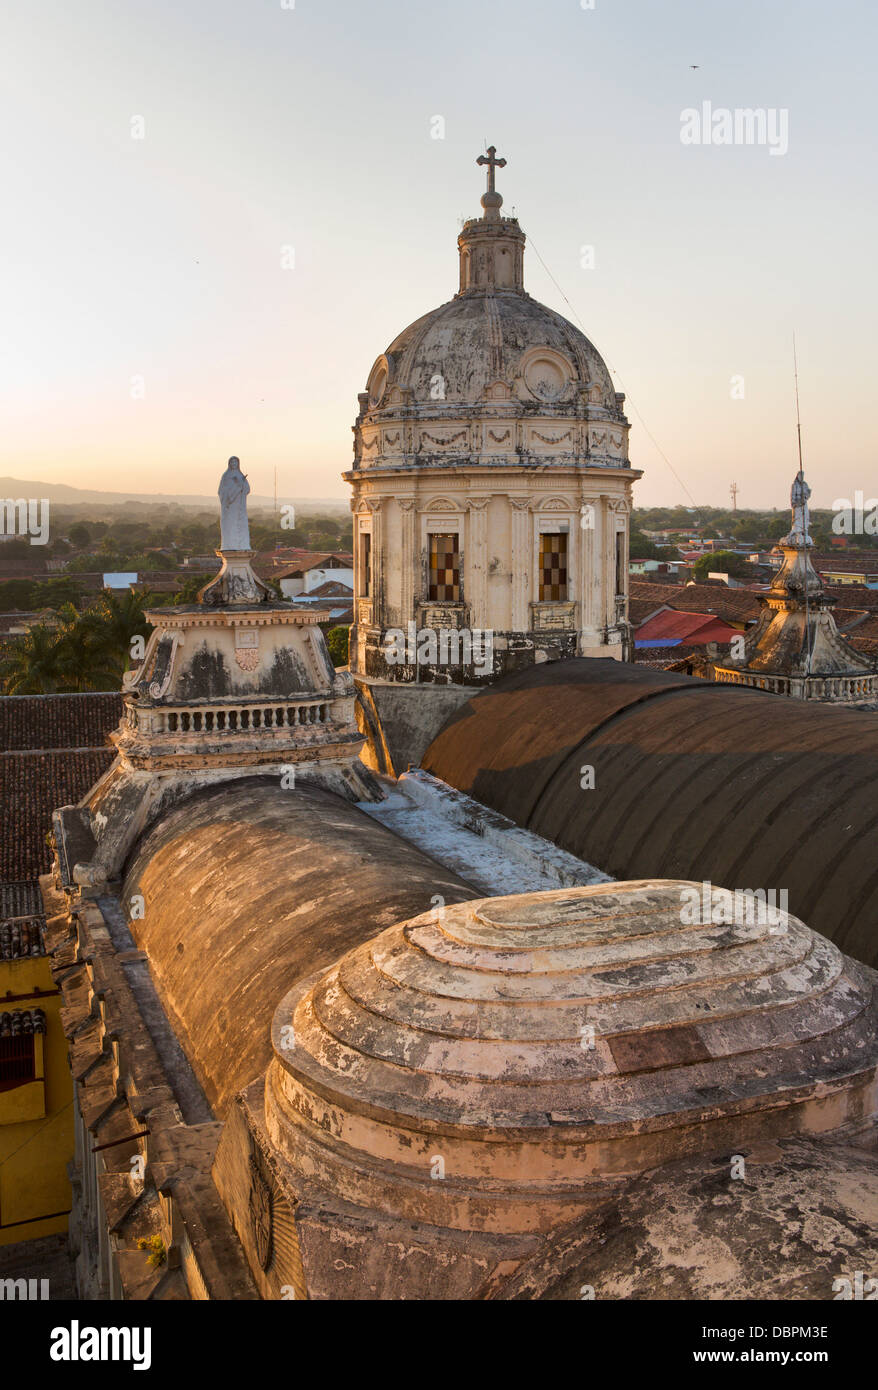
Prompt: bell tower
<box><xmin>344</xmin><ymin>149</ymin><xmax>641</xmax><ymax>773</ymax></box>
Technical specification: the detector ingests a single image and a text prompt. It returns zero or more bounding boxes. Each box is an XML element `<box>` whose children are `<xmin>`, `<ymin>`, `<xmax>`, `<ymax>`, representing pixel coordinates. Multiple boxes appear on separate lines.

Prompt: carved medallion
<box><xmin>235</xmin><ymin>628</ymin><xmax>259</xmax><ymax>672</ymax></box>
<box><xmin>249</xmin><ymin>1155</ymin><xmax>273</xmax><ymax>1270</ymax></box>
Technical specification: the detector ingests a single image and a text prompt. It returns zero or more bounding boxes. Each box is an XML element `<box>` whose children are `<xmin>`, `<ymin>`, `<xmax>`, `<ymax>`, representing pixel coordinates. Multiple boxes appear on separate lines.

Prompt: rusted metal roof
<box><xmin>634</xmin><ymin>610</ymin><xmax>739</xmax><ymax>645</ymax></box>
<box><xmin>421</xmin><ymin>658</ymin><xmax>878</xmax><ymax>969</ymax></box>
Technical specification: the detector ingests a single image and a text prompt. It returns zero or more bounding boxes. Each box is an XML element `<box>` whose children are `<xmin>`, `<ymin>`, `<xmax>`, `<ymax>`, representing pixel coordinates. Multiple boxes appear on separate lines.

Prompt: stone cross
<box><xmin>477</xmin><ymin>146</ymin><xmax>506</xmax><ymax>195</ymax></box>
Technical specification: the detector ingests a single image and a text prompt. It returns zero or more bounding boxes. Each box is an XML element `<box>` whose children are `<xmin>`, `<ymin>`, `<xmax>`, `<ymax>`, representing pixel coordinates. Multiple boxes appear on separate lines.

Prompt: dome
<box><xmin>368</xmin><ymin>291</ymin><xmax>617</xmax><ymax>411</ymax></box>
<box><xmin>264</xmin><ymin>880</ymin><xmax>878</xmax><ymax>1237</ymax></box>
<box><xmin>351</xmin><ymin>163</ymin><xmax>631</xmax><ymax>472</ymax></box>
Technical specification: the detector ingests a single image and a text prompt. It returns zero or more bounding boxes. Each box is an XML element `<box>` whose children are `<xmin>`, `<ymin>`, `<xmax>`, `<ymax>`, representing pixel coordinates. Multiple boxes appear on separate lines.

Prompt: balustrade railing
<box><xmin>126</xmin><ymin>700</ymin><xmax>331</xmax><ymax>736</ymax></box>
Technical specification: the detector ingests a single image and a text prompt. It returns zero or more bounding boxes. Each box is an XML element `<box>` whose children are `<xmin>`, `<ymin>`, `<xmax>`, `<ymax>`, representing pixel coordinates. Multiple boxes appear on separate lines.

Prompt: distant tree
<box><xmin>68</xmin><ymin>522</ymin><xmax>91</xmax><ymax>548</ymax></box>
<box><xmin>67</xmin><ymin>553</ymin><xmax>105</xmax><ymax>573</ymax></box>
<box><xmin>701</xmin><ymin>526</ymin><xmax>719</xmax><ymax>540</ymax></box>
<box><xmin>0</xmin><ymin>578</ymin><xmax>37</xmax><ymax>609</ymax></box>
<box><xmin>0</xmin><ymin>536</ymin><xmax>43</xmax><ymax>569</ymax></box>
<box><xmin>40</xmin><ymin>576</ymin><xmax>85</xmax><ymax>609</ymax></box>
<box><xmin>326</xmin><ymin>625</ymin><xmax>350</xmax><ymax>667</ymax></box>
<box><xmin>628</xmin><ymin>529</ymin><xmax>662</xmax><ymax>560</ymax></box>
<box><xmin>692</xmin><ymin>550</ymin><xmax>751</xmax><ymax>583</ymax></box>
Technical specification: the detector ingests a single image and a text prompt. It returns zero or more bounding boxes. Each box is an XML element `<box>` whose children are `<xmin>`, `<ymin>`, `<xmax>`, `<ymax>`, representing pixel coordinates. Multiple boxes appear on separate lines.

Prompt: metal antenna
<box><xmin>794</xmin><ymin>334</ymin><xmax>813</xmax><ymax>677</ymax></box>
<box><xmin>793</xmin><ymin>336</ymin><xmax>804</xmax><ymax>477</ymax></box>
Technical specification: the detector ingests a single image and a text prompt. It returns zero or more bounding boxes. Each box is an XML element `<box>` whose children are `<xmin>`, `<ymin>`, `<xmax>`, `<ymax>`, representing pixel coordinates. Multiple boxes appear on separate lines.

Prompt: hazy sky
<box><xmin>3</xmin><ymin>0</ymin><xmax>875</xmax><ymax>508</ymax></box>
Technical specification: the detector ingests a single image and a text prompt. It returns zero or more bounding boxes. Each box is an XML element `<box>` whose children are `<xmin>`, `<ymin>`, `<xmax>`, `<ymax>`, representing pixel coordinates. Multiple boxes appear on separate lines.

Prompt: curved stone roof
<box><xmin>421</xmin><ymin>658</ymin><xmax>878</xmax><ymax>969</ymax></box>
<box><xmin>121</xmin><ymin>780</ymin><xmax>475</xmax><ymax>1115</ymax></box>
<box><xmin>266</xmin><ymin>881</ymin><xmax>878</xmax><ymax>1238</ymax></box>
<box><xmin>379</xmin><ymin>292</ymin><xmax>616</xmax><ymax>410</ymax></box>
<box><xmin>497</xmin><ymin>1137</ymin><xmax>878</xmax><ymax>1300</ymax></box>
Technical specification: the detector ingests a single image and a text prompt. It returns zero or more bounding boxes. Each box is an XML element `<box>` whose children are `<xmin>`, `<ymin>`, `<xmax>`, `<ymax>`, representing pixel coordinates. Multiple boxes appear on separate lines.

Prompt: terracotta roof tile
<box><xmin>814</xmin><ymin>552</ymin><xmax>878</xmax><ymax>576</ymax></box>
<box><xmin>0</xmin><ymin>882</ymin><xmax>43</xmax><ymax>917</ymax></box>
<box><xmin>0</xmin><ymin>692</ymin><xmax>122</xmax><ymax>751</ymax></box>
<box><xmin>0</xmin><ymin>916</ymin><xmax>45</xmax><ymax>959</ymax></box>
<box><xmin>1</xmin><ymin>748</ymin><xmax>116</xmax><ymax>880</ymax></box>
<box><xmin>629</xmin><ymin>579</ymin><xmax>762</xmax><ymax>625</ymax></box>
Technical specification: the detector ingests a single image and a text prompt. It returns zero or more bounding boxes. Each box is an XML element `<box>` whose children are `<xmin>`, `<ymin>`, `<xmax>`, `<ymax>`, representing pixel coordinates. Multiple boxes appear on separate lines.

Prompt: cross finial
<box><xmin>477</xmin><ymin>145</ymin><xmax>506</xmax><ymax>195</ymax></box>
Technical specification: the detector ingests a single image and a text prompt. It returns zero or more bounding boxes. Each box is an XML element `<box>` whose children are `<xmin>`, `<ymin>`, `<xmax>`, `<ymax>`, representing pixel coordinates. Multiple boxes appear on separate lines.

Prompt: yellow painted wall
<box><xmin>0</xmin><ymin>955</ymin><xmax>73</xmax><ymax>1245</ymax></box>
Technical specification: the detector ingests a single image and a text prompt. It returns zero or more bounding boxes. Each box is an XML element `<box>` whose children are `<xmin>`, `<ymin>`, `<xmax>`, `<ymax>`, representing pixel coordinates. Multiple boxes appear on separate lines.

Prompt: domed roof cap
<box><xmin>266</xmin><ymin>881</ymin><xmax>878</xmax><ymax>1232</ymax></box>
<box><xmin>360</xmin><ymin>147</ymin><xmax>621</xmax><ymax>414</ymax></box>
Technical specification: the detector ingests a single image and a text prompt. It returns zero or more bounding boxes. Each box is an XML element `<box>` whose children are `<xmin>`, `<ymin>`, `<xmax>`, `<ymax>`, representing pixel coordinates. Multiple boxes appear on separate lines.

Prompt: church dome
<box><xmin>351</xmin><ymin>149</ymin><xmax>631</xmax><ymax>472</ymax></box>
<box><xmin>264</xmin><ymin>880</ymin><xmax>878</xmax><ymax>1237</ymax></box>
<box><xmin>369</xmin><ymin>290</ymin><xmax>617</xmax><ymax>412</ymax></box>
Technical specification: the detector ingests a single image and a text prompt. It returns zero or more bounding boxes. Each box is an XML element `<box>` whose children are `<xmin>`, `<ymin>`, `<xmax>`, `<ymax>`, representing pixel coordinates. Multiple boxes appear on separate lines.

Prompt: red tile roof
<box><xmin>629</xmin><ymin>579</ymin><xmax>763</xmax><ymax>626</ymax></box>
<box><xmin>1</xmin><ymin>749</ymin><xmax>116</xmax><ymax>881</ymax></box>
<box><xmin>814</xmin><ymin>552</ymin><xmax>878</xmax><ymax>576</ymax></box>
<box><xmin>635</xmin><ymin>610</ymin><xmax>740</xmax><ymax>645</ymax></box>
<box><xmin>1</xmin><ymin>693</ymin><xmax>123</xmax><ymax>884</ymax></box>
<box><xmin>307</xmin><ymin>579</ymin><xmax>354</xmax><ymax>598</ymax></box>
<box><xmin>0</xmin><ymin>693</ymin><xmax>123</xmax><ymax>751</ymax></box>
<box><xmin>825</xmin><ymin>585</ymin><xmax>878</xmax><ymax>608</ymax></box>
<box><xmin>628</xmin><ymin>596</ymin><xmax>670</xmax><ymax>627</ymax></box>
<box><xmin>272</xmin><ymin>552</ymin><xmax>353</xmax><ymax>580</ymax></box>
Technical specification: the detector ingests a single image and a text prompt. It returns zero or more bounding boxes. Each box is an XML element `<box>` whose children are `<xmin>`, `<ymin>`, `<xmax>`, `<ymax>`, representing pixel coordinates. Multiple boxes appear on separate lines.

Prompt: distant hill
<box><xmin>0</xmin><ymin>477</ymin><xmax>348</xmax><ymax>513</ymax></box>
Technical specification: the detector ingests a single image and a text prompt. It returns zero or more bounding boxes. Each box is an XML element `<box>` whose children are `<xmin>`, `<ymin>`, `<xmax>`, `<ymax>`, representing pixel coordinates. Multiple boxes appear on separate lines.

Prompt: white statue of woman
<box><xmin>781</xmin><ymin>468</ymin><xmax>812</xmax><ymax>548</ymax></box>
<box><xmin>218</xmin><ymin>456</ymin><xmax>251</xmax><ymax>551</ymax></box>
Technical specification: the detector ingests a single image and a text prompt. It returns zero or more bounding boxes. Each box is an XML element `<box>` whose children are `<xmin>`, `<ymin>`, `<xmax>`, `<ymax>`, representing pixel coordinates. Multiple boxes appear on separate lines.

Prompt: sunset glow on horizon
<box><xmin>2</xmin><ymin>0</ymin><xmax>876</xmax><ymax>510</ymax></box>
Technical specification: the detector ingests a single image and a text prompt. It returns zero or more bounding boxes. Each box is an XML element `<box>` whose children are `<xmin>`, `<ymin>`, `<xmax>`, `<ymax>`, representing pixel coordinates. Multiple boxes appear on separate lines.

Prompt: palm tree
<box><xmin>0</xmin><ymin>624</ymin><xmax>65</xmax><ymax>694</ymax></box>
<box><xmin>53</xmin><ymin>605</ymin><xmax>120</xmax><ymax>691</ymax></box>
<box><xmin>85</xmin><ymin>589</ymin><xmax>154</xmax><ymax>677</ymax></box>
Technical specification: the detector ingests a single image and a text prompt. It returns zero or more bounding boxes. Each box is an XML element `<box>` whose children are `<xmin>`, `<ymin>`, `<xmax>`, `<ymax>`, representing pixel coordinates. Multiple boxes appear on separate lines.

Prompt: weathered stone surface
<box><xmin>497</xmin><ymin>1135</ymin><xmax>878</xmax><ymax>1300</ymax></box>
<box><xmin>260</xmin><ymin>881</ymin><xmax>878</xmax><ymax>1250</ymax></box>
<box><xmin>122</xmin><ymin>779</ymin><xmax>476</xmax><ymax>1115</ymax></box>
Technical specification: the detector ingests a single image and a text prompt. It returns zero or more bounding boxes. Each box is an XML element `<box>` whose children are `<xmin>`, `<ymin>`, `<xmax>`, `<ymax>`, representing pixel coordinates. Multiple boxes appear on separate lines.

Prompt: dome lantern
<box><xmin>458</xmin><ymin>145</ymin><xmax>526</xmax><ymax>293</ymax></box>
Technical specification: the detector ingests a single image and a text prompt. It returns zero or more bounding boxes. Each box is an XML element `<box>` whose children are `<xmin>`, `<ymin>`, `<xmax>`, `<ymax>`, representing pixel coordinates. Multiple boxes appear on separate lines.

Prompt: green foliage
<box><xmin>0</xmin><ymin>575</ymin><xmax>85</xmax><ymax>612</ymax></box>
<box><xmin>0</xmin><ymin>578</ymin><xmax>39</xmax><ymax>609</ymax></box>
<box><xmin>692</xmin><ymin>550</ymin><xmax>752</xmax><ymax>583</ymax></box>
<box><xmin>68</xmin><ymin>522</ymin><xmax>91</xmax><ymax>548</ymax></box>
<box><xmin>326</xmin><ymin>625</ymin><xmax>350</xmax><ymax>668</ymax></box>
<box><xmin>0</xmin><ymin>588</ymin><xmax>153</xmax><ymax>693</ymax></box>
<box><xmin>628</xmin><ymin>529</ymin><xmax>663</xmax><ymax>561</ymax></box>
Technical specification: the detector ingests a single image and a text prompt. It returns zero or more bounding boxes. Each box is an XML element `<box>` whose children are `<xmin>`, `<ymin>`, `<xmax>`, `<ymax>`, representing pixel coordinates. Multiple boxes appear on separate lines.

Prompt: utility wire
<box><xmin>526</xmin><ymin>234</ymin><xmax>703</xmax><ymax>518</ymax></box>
